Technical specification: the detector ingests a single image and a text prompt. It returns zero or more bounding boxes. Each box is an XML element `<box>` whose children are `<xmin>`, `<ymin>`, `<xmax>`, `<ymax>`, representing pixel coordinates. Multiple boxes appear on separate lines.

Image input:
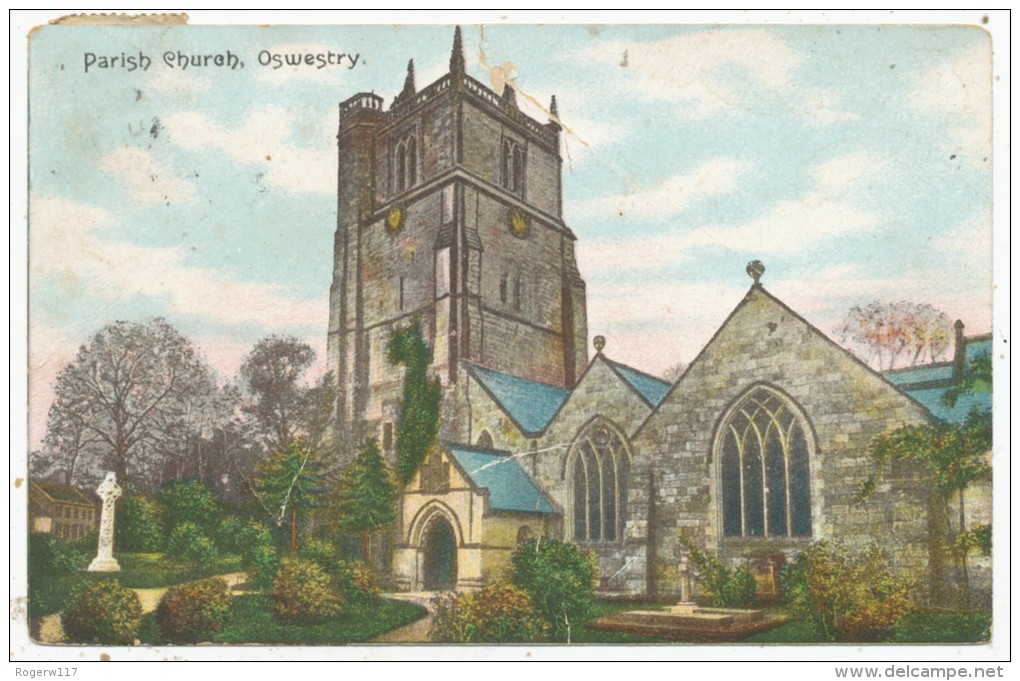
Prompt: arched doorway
<box><xmin>422</xmin><ymin>517</ymin><xmax>458</xmax><ymax>590</ymax></box>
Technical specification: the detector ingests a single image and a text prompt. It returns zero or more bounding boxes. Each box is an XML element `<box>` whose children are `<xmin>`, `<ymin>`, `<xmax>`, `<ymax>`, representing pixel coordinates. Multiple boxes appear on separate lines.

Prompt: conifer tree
<box><xmin>253</xmin><ymin>441</ymin><xmax>327</xmax><ymax>554</ymax></box>
<box><xmin>337</xmin><ymin>437</ymin><xmax>397</xmax><ymax>561</ymax></box>
<box><xmin>386</xmin><ymin>320</ymin><xmax>441</xmax><ymax>483</ymax></box>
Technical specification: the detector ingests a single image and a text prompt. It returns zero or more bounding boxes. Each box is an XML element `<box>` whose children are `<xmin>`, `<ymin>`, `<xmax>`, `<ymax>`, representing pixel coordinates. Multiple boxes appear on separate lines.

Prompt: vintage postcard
<box><xmin>12</xmin><ymin>11</ymin><xmax>1008</xmax><ymax>665</ymax></box>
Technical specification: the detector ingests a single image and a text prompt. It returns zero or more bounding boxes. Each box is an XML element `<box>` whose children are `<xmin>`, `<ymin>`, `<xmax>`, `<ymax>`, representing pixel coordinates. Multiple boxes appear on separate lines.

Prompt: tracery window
<box><xmin>720</xmin><ymin>387</ymin><xmax>812</xmax><ymax>538</ymax></box>
<box><xmin>570</xmin><ymin>422</ymin><xmax>629</xmax><ymax>543</ymax></box>
<box><xmin>395</xmin><ymin>134</ymin><xmax>417</xmax><ymax>193</ymax></box>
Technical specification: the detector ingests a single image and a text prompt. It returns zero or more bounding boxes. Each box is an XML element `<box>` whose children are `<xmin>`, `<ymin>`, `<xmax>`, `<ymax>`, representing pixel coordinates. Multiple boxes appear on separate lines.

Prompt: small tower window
<box><xmin>514</xmin><ymin>275</ymin><xmax>523</xmax><ymax>313</ymax></box>
<box><xmin>395</xmin><ymin>134</ymin><xmax>417</xmax><ymax>193</ymax></box>
<box><xmin>499</xmin><ymin>274</ymin><xmax>508</xmax><ymax>304</ymax></box>
<box><xmin>383</xmin><ymin>422</ymin><xmax>394</xmax><ymax>452</ymax></box>
<box><xmin>399</xmin><ymin>276</ymin><xmax>405</xmax><ymax>311</ymax></box>
<box><xmin>502</xmin><ymin>140</ymin><xmax>525</xmax><ymax>194</ymax></box>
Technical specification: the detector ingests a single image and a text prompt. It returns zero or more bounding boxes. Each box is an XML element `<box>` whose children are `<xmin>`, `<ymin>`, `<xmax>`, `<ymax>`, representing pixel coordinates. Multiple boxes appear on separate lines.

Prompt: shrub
<box><xmin>680</xmin><ymin>538</ymin><xmax>757</xmax><ymax>608</ymax></box>
<box><xmin>156</xmin><ymin>578</ymin><xmax>232</xmax><ymax>643</ymax></box>
<box><xmin>271</xmin><ymin>559</ymin><xmax>344</xmax><ymax>624</ymax></box>
<box><xmin>159</xmin><ymin>480</ymin><xmax>219</xmax><ymax>533</ymax></box>
<box><xmin>430</xmin><ymin>582</ymin><xmax>548</xmax><ymax>643</ymax></box>
<box><xmin>245</xmin><ymin>543</ymin><xmax>282</xmax><ymax>591</ymax></box>
<box><xmin>214</xmin><ymin>516</ymin><xmax>246</xmax><ymax>554</ymax></box>
<box><xmin>61</xmin><ymin>579</ymin><xmax>143</xmax><ymax>645</ymax></box>
<box><xmin>511</xmin><ymin>538</ymin><xmax>598</xmax><ymax>642</ymax></box>
<box><xmin>115</xmin><ymin>494</ymin><xmax>163</xmax><ymax>552</ymax></box>
<box><xmin>334</xmin><ymin>560</ymin><xmax>381</xmax><ymax>603</ymax></box>
<box><xmin>298</xmin><ymin>538</ymin><xmax>337</xmax><ymax>569</ymax></box>
<box><xmin>781</xmin><ymin>542</ymin><xmax>914</xmax><ymax>642</ymax></box>
<box><xmin>29</xmin><ymin>533</ymin><xmax>90</xmax><ymax>575</ymax></box>
<box><xmin>166</xmin><ymin>522</ymin><xmax>219</xmax><ymax>565</ymax></box>
<box><xmin>892</xmin><ymin>610</ymin><xmax>991</xmax><ymax>643</ymax></box>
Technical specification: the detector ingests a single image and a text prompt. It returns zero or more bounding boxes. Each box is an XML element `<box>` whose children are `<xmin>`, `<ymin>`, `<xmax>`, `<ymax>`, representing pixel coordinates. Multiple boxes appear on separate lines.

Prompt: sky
<box><xmin>25</xmin><ymin>18</ymin><xmax>996</xmax><ymax>447</ymax></box>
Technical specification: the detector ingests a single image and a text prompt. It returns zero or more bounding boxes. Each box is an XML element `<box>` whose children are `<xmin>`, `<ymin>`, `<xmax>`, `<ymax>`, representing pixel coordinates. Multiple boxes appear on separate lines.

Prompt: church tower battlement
<box><xmin>328</xmin><ymin>27</ymin><xmax>588</xmax><ymax>455</ymax></box>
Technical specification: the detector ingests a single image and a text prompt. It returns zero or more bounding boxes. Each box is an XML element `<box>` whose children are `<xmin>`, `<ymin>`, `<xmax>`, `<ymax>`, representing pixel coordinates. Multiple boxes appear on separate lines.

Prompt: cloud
<box><xmin>569</xmin><ymin>157</ymin><xmax>748</xmax><ymax>222</ymax></box>
<box><xmin>163</xmin><ymin>107</ymin><xmax>335</xmax><ymax>194</ymax></box>
<box><xmin>576</xmin><ymin>151</ymin><xmax>885</xmax><ymax>274</ymax></box>
<box><xmin>575</xmin><ymin>29</ymin><xmax>853</xmax><ymax>125</ymax></box>
<box><xmin>910</xmin><ymin>42</ymin><xmax>992</xmax><ymax>163</ymax></box>
<box><xmin>29</xmin><ymin>194</ymin><xmax>326</xmax><ymax>330</ymax></box>
<box><xmin>98</xmin><ymin>147</ymin><xmax>198</xmax><ymax>205</ymax></box>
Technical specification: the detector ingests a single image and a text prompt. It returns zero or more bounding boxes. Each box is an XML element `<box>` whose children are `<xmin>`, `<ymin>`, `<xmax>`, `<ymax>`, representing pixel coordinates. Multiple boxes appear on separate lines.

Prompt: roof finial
<box><xmin>549</xmin><ymin>94</ymin><xmax>559</xmax><ymax>118</ymax></box>
<box><xmin>746</xmin><ymin>260</ymin><xmax>765</xmax><ymax>285</ymax></box>
<box><xmin>593</xmin><ymin>335</ymin><xmax>606</xmax><ymax>353</ymax></box>
<box><xmin>502</xmin><ymin>81</ymin><xmax>517</xmax><ymax>107</ymax></box>
<box><xmin>450</xmin><ymin>25</ymin><xmax>465</xmax><ymax>77</ymax></box>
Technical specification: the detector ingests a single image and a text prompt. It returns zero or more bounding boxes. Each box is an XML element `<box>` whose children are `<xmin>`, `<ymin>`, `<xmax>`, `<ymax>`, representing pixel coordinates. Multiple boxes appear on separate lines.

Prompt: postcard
<box><xmin>12</xmin><ymin>10</ymin><xmax>1008</xmax><ymax>666</ymax></box>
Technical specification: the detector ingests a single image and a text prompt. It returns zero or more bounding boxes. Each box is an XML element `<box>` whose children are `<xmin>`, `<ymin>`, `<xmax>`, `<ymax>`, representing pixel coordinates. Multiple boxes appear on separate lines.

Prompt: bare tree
<box><xmin>836</xmin><ymin>301</ymin><xmax>952</xmax><ymax>371</ymax></box>
<box><xmin>41</xmin><ymin>318</ymin><xmax>216</xmax><ymax>490</ymax></box>
<box><xmin>237</xmin><ymin>335</ymin><xmax>318</xmax><ymax>452</ymax></box>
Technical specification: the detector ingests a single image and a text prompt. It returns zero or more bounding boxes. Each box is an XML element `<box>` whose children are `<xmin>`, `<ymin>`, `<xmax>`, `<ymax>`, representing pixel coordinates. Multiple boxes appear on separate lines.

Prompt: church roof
<box><xmin>604</xmin><ymin>359</ymin><xmax>671</xmax><ymax>407</ymax></box>
<box><xmin>446</xmin><ymin>444</ymin><xmax>558</xmax><ymax>515</ymax></box>
<box><xmin>883</xmin><ymin>335</ymin><xmax>992</xmax><ymax>425</ymax></box>
<box><xmin>468</xmin><ymin>365</ymin><xmax>570</xmax><ymax>435</ymax></box>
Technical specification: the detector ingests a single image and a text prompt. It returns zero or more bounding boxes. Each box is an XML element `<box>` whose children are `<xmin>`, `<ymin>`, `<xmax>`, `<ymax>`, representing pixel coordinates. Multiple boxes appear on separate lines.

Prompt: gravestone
<box><xmin>87</xmin><ymin>472</ymin><xmax>122</xmax><ymax>572</ymax></box>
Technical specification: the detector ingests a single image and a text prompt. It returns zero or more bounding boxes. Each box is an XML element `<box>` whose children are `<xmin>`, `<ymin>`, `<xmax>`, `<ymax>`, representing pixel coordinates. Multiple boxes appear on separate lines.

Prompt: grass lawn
<box><xmin>744</xmin><ymin>610</ymin><xmax>992</xmax><ymax>644</ymax></box>
<box><xmin>137</xmin><ymin>595</ymin><xmax>427</xmax><ymax>645</ymax></box>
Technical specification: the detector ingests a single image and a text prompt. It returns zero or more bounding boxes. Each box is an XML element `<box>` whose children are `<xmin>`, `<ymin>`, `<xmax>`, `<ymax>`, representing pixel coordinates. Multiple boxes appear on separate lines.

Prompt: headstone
<box><xmin>87</xmin><ymin>472</ymin><xmax>122</xmax><ymax>572</ymax></box>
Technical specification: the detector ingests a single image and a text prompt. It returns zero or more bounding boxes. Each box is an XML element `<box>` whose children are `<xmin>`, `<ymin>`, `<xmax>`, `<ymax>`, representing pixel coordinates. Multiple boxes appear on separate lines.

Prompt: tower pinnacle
<box><xmin>450</xmin><ymin>26</ymin><xmax>465</xmax><ymax>77</ymax></box>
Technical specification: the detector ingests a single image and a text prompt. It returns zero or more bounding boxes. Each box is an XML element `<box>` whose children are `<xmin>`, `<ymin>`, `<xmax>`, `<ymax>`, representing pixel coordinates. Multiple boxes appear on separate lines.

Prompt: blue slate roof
<box><xmin>884</xmin><ymin>363</ymin><xmax>954</xmax><ymax>387</ymax></box>
<box><xmin>447</xmin><ymin>445</ymin><xmax>558</xmax><ymax>515</ymax></box>
<box><xmin>606</xmin><ymin>359</ymin><xmax>671</xmax><ymax>406</ymax></box>
<box><xmin>469</xmin><ymin>365</ymin><xmax>570</xmax><ymax>434</ymax></box>
<box><xmin>902</xmin><ymin>387</ymin><xmax>990</xmax><ymax>425</ymax></box>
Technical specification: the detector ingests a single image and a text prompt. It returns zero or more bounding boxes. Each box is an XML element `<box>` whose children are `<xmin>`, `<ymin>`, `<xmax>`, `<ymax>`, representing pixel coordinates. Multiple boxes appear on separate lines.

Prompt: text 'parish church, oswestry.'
<box><xmin>326</xmin><ymin>28</ymin><xmax>991</xmax><ymax>602</ymax></box>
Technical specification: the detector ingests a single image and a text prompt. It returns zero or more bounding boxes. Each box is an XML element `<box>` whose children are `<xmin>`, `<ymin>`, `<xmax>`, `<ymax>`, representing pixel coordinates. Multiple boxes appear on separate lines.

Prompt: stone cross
<box><xmin>87</xmin><ymin>471</ymin><xmax>122</xmax><ymax>572</ymax></box>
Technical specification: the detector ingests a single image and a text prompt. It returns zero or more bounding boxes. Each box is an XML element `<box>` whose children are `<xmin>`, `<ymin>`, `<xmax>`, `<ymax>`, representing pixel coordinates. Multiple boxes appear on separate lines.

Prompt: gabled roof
<box><xmin>468</xmin><ymin>365</ymin><xmax>570</xmax><ymax>435</ymax></box>
<box><xmin>605</xmin><ymin>358</ymin><xmax>671</xmax><ymax>407</ymax></box>
<box><xmin>446</xmin><ymin>444</ymin><xmax>558</xmax><ymax>515</ymax></box>
<box><xmin>30</xmin><ymin>480</ymin><xmax>94</xmax><ymax>505</ymax></box>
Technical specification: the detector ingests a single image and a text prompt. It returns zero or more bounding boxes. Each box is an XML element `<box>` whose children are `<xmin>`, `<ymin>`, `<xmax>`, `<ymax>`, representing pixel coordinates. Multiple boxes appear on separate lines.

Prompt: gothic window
<box><xmin>383</xmin><ymin>422</ymin><xmax>394</xmax><ymax>452</ymax></box>
<box><xmin>570</xmin><ymin>422</ymin><xmax>629</xmax><ymax>543</ymax></box>
<box><xmin>396</xmin><ymin>144</ymin><xmax>407</xmax><ymax>193</ymax></box>
<box><xmin>720</xmin><ymin>387</ymin><xmax>812</xmax><ymax>539</ymax></box>
<box><xmin>395</xmin><ymin>134</ymin><xmax>417</xmax><ymax>193</ymax></box>
<box><xmin>502</xmin><ymin>140</ymin><xmax>525</xmax><ymax>194</ymax></box>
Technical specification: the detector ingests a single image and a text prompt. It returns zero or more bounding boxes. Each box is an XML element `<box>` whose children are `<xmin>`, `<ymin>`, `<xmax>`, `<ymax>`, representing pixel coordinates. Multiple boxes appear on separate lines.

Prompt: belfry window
<box><xmin>395</xmin><ymin>134</ymin><xmax>417</xmax><ymax>193</ymax></box>
<box><xmin>502</xmin><ymin>140</ymin><xmax>525</xmax><ymax>194</ymax></box>
<box><xmin>720</xmin><ymin>387</ymin><xmax>812</xmax><ymax>539</ymax></box>
<box><xmin>571</xmin><ymin>422</ymin><xmax>629</xmax><ymax>543</ymax></box>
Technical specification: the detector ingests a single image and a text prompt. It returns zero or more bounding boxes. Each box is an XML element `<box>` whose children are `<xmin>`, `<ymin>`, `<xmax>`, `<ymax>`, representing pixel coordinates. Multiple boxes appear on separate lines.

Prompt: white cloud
<box><xmin>576</xmin><ymin>29</ymin><xmax>853</xmax><ymax>125</ymax></box>
<box><xmin>98</xmin><ymin>147</ymin><xmax>197</xmax><ymax>205</ymax></box>
<box><xmin>569</xmin><ymin>158</ymin><xmax>748</xmax><ymax>222</ymax></box>
<box><xmin>29</xmin><ymin>194</ymin><xmax>326</xmax><ymax>330</ymax></box>
<box><xmin>911</xmin><ymin>42</ymin><xmax>992</xmax><ymax>163</ymax></box>
<box><xmin>164</xmin><ymin>107</ymin><xmax>335</xmax><ymax>194</ymax></box>
<box><xmin>575</xmin><ymin>151</ymin><xmax>885</xmax><ymax>275</ymax></box>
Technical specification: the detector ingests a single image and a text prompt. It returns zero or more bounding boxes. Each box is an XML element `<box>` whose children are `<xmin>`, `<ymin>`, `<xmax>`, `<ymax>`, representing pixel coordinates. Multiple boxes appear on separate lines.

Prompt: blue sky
<box><xmin>26</xmin><ymin>21</ymin><xmax>994</xmax><ymax>445</ymax></box>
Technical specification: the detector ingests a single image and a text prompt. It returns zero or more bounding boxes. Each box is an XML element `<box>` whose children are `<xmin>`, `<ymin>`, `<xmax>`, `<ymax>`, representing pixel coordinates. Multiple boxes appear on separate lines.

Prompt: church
<box><xmin>327</xmin><ymin>29</ymin><xmax>991</xmax><ymax>601</ymax></box>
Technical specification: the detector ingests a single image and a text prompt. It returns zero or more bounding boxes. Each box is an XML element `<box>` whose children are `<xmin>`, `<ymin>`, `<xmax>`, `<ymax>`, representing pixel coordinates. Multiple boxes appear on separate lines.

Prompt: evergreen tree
<box><xmin>386</xmin><ymin>320</ymin><xmax>441</xmax><ymax>483</ymax></box>
<box><xmin>252</xmin><ymin>441</ymin><xmax>327</xmax><ymax>554</ymax></box>
<box><xmin>337</xmin><ymin>437</ymin><xmax>397</xmax><ymax>561</ymax></box>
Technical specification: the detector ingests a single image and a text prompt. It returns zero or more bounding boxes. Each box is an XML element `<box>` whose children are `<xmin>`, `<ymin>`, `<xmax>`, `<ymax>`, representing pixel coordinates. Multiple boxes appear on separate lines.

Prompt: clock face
<box><xmin>386</xmin><ymin>205</ymin><xmax>405</xmax><ymax>234</ymax></box>
<box><xmin>509</xmin><ymin>209</ymin><xmax>530</xmax><ymax>238</ymax></box>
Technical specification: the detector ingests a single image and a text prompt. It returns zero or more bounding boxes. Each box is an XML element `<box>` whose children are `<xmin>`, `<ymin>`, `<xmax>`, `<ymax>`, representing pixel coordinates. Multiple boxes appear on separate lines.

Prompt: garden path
<box><xmin>368</xmin><ymin>592</ymin><xmax>437</xmax><ymax>643</ymax></box>
<box><xmin>32</xmin><ymin>571</ymin><xmax>248</xmax><ymax>644</ymax></box>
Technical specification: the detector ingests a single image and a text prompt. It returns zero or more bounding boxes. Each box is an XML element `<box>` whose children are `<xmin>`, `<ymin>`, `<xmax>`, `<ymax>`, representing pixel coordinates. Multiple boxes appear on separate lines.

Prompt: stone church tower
<box><xmin>328</xmin><ymin>27</ymin><xmax>588</xmax><ymax>455</ymax></box>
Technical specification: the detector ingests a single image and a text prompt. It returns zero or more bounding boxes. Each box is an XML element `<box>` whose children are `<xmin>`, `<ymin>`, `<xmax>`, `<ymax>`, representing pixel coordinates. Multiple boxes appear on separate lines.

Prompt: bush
<box><xmin>334</xmin><ymin>560</ymin><xmax>381</xmax><ymax>603</ymax></box>
<box><xmin>430</xmin><ymin>582</ymin><xmax>548</xmax><ymax>643</ymax></box>
<box><xmin>298</xmin><ymin>538</ymin><xmax>337</xmax><ymax>569</ymax></box>
<box><xmin>214</xmin><ymin>516</ymin><xmax>246</xmax><ymax>554</ymax></box>
<box><xmin>156</xmin><ymin>578</ymin><xmax>232</xmax><ymax>643</ymax></box>
<box><xmin>680</xmin><ymin>538</ymin><xmax>757</xmax><ymax>608</ymax></box>
<box><xmin>115</xmin><ymin>494</ymin><xmax>163</xmax><ymax>552</ymax></box>
<box><xmin>61</xmin><ymin>579</ymin><xmax>142</xmax><ymax>645</ymax></box>
<box><xmin>781</xmin><ymin>542</ymin><xmax>914</xmax><ymax>642</ymax></box>
<box><xmin>159</xmin><ymin>480</ymin><xmax>219</xmax><ymax>533</ymax></box>
<box><xmin>892</xmin><ymin>610</ymin><xmax>991</xmax><ymax>643</ymax></box>
<box><xmin>29</xmin><ymin>533</ymin><xmax>90</xmax><ymax>575</ymax></box>
<box><xmin>166</xmin><ymin>522</ymin><xmax>219</xmax><ymax>565</ymax></box>
<box><xmin>245</xmin><ymin>543</ymin><xmax>281</xmax><ymax>591</ymax></box>
<box><xmin>511</xmin><ymin>538</ymin><xmax>597</xmax><ymax>642</ymax></box>
<box><xmin>271</xmin><ymin>560</ymin><xmax>344</xmax><ymax>624</ymax></box>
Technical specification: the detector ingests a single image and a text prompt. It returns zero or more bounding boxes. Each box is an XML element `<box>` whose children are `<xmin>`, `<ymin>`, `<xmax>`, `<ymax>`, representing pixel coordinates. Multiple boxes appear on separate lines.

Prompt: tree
<box><xmin>836</xmin><ymin>301</ymin><xmax>952</xmax><ymax>370</ymax></box>
<box><xmin>238</xmin><ymin>335</ymin><xmax>317</xmax><ymax>452</ymax></box>
<box><xmin>252</xmin><ymin>441</ymin><xmax>328</xmax><ymax>554</ymax></box>
<box><xmin>858</xmin><ymin>352</ymin><xmax>992</xmax><ymax>607</ymax></box>
<box><xmin>662</xmin><ymin>361</ymin><xmax>687</xmax><ymax>383</ymax></box>
<box><xmin>386</xmin><ymin>320</ymin><xmax>441</xmax><ymax>483</ymax></box>
<box><xmin>41</xmin><ymin>318</ymin><xmax>216</xmax><ymax>490</ymax></box>
<box><xmin>335</xmin><ymin>437</ymin><xmax>396</xmax><ymax>561</ymax></box>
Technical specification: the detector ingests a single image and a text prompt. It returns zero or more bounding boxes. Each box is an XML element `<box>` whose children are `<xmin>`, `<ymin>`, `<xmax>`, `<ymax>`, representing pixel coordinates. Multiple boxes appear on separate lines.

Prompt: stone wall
<box><xmin>637</xmin><ymin>285</ymin><xmax>935</xmax><ymax>598</ymax></box>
